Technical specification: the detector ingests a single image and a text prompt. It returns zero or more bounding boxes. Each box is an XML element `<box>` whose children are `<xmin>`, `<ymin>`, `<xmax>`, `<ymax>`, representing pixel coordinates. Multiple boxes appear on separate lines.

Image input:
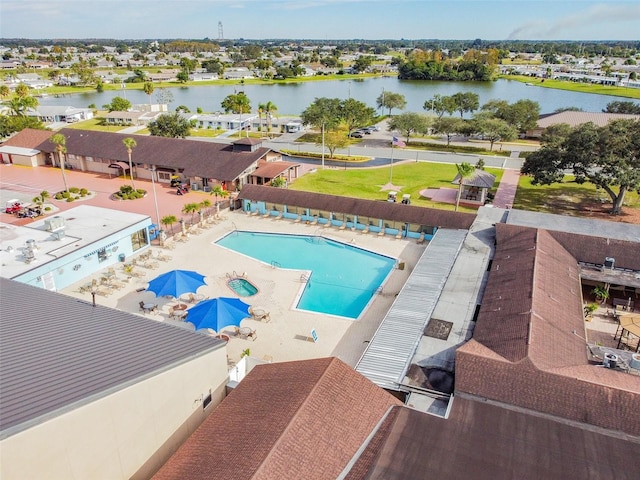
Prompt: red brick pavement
<box><xmin>1</xmin><ymin>164</ymin><xmax>223</xmax><ymax>227</ymax></box>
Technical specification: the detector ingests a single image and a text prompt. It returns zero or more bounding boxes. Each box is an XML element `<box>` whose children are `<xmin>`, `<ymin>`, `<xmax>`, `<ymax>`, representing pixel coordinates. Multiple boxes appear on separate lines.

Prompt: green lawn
<box><xmin>513</xmin><ymin>175</ymin><xmax>640</xmax><ymax>214</ymax></box>
<box><xmin>500</xmin><ymin>75</ymin><xmax>640</xmax><ymax>100</ymax></box>
<box><xmin>289</xmin><ymin>162</ymin><xmax>503</xmax><ymax>213</ymax></box>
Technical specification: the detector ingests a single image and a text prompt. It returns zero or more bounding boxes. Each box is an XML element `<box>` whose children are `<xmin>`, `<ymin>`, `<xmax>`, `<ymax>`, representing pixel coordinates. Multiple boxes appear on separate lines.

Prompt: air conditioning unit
<box><xmin>604</xmin><ymin>257</ymin><xmax>615</xmax><ymax>269</ymax></box>
<box><xmin>191</xmin><ymin>183</ymin><xmax>200</xmax><ymax>191</ymax></box>
<box><xmin>45</xmin><ymin>216</ymin><xmax>66</xmax><ymax>232</ymax></box>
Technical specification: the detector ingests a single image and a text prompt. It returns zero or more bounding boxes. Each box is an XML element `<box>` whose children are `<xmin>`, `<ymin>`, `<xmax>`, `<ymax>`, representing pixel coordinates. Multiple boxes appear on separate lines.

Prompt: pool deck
<box><xmin>60</xmin><ymin>212</ymin><xmax>426</xmax><ymax>367</ymax></box>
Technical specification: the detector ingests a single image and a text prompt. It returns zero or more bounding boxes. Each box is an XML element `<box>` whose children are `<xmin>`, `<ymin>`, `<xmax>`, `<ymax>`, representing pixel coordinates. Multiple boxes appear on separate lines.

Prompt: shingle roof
<box><xmin>0</xmin><ymin>279</ymin><xmax>224</xmax><ymax>439</ymax></box>
<box><xmin>153</xmin><ymin>357</ymin><xmax>402</xmax><ymax>480</ymax></box>
<box><xmin>456</xmin><ymin>223</ymin><xmax>640</xmax><ymax>436</ymax></box>
<box><xmin>238</xmin><ymin>185</ymin><xmax>476</xmax><ymax>230</ymax></box>
<box><xmin>252</xmin><ymin>161</ymin><xmax>299</xmax><ymax>178</ymax></box>
<box><xmin>451</xmin><ymin>168</ymin><xmax>496</xmax><ymax>188</ymax></box>
<box><xmin>344</xmin><ymin>398</ymin><xmax>640</xmax><ymax>480</ymax></box>
<box><xmin>472</xmin><ymin>224</ymin><xmax>586</xmax><ymax>369</ymax></box>
<box><xmin>536</xmin><ymin>111</ymin><xmax>640</xmax><ymax>128</ymax></box>
<box><xmin>31</xmin><ymin>128</ymin><xmax>270</xmax><ymax>182</ymax></box>
<box><xmin>1</xmin><ymin>128</ymin><xmax>52</xmax><ymax>148</ymax></box>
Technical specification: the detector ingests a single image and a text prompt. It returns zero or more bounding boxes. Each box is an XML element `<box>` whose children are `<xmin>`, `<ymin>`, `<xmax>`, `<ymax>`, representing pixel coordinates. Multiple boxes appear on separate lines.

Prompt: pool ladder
<box><xmin>271</xmin><ymin>260</ymin><xmax>281</xmax><ymax>269</ymax></box>
<box><xmin>300</xmin><ymin>273</ymin><xmax>309</xmax><ymax>283</ymax></box>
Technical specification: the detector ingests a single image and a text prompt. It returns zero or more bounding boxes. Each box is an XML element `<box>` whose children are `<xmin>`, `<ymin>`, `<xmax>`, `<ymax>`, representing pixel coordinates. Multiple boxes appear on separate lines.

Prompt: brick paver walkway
<box><xmin>1</xmin><ymin>164</ymin><xmax>222</xmax><ymax>227</ymax></box>
<box><xmin>492</xmin><ymin>168</ymin><xmax>521</xmax><ymax>209</ymax></box>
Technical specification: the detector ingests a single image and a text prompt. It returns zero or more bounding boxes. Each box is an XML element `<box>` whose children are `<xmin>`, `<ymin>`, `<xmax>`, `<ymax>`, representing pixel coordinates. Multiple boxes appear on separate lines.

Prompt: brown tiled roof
<box><xmin>548</xmin><ymin>230</ymin><xmax>640</xmax><ymax>271</ymax></box>
<box><xmin>472</xmin><ymin>223</ymin><xmax>586</xmax><ymax>369</ymax></box>
<box><xmin>238</xmin><ymin>185</ymin><xmax>476</xmax><ymax>230</ymax></box>
<box><xmin>457</xmin><ymin>223</ymin><xmax>640</xmax><ymax>435</ymax></box>
<box><xmin>451</xmin><ymin>168</ymin><xmax>496</xmax><ymax>188</ymax></box>
<box><xmin>1</xmin><ymin>128</ymin><xmax>52</xmax><ymax>148</ymax></box>
<box><xmin>153</xmin><ymin>357</ymin><xmax>402</xmax><ymax>480</ymax></box>
<box><xmin>252</xmin><ymin>161</ymin><xmax>298</xmax><ymax>178</ymax></box>
<box><xmin>32</xmin><ymin>128</ymin><xmax>270</xmax><ymax>182</ymax></box>
<box><xmin>344</xmin><ymin>398</ymin><xmax>640</xmax><ymax>480</ymax></box>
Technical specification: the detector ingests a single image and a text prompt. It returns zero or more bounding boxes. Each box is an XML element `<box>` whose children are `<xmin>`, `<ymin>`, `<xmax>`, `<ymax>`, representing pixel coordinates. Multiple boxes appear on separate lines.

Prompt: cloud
<box><xmin>508</xmin><ymin>3</ymin><xmax>640</xmax><ymax>39</ymax></box>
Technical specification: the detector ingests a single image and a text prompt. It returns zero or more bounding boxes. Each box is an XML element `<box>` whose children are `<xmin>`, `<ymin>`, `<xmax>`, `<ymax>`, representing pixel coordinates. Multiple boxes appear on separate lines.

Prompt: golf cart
<box><xmin>401</xmin><ymin>194</ymin><xmax>411</xmax><ymax>205</ymax></box>
<box><xmin>387</xmin><ymin>191</ymin><xmax>397</xmax><ymax>203</ymax></box>
<box><xmin>5</xmin><ymin>200</ymin><xmax>24</xmax><ymax>214</ymax></box>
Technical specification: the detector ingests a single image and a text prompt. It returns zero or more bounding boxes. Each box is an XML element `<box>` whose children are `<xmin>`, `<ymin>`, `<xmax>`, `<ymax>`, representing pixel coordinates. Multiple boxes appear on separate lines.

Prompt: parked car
<box><xmin>350</xmin><ymin>131</ymin><xmax>364</xmax><ymax>138</ymax></box>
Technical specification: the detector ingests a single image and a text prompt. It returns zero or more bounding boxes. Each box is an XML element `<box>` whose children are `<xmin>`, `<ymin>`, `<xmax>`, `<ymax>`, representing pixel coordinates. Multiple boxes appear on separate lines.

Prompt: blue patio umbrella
<box><xmin>185</xmin><ymin>297</ymin><xmax>251</xmax><ymax>332</ymax></box>
<box><xmin>146</xmin><ymin>269</ymin><xmax>207</xmax><ymax>300</ymax></box>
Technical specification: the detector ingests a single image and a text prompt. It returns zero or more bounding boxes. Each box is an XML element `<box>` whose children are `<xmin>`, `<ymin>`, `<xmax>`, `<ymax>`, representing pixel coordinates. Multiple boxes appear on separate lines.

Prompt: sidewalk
<box><xmin>492</xmin><ymin>168</ymin><xmax>521</xmax><ymax>209</ymax></box>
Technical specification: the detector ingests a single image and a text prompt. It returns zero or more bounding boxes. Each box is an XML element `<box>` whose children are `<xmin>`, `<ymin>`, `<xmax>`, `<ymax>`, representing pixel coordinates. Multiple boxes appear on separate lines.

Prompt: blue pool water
<box><xmin>216</xmin><ymin>232</ymin><xmax>396</xmax><ymax>319</ymax></box>
<box><xmin>227</xmin><ymin>277</ymin><xmax>258</xmax><ymax>296</ymax></box>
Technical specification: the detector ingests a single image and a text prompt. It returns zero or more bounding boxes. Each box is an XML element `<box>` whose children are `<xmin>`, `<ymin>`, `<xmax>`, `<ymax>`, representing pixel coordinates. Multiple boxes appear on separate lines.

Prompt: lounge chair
<box><xmin>378</xmin><ymin>228</ymin><xmax>386</xmax><ymax>236</ymax></box>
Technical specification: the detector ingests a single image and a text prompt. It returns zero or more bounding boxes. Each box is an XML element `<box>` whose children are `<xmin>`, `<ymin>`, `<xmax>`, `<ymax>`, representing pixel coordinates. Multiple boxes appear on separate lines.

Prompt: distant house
<box><xmin>27</xmin><ymin>105</ymin><xmax>94</xmax><ymax>124</ymax></box>
<box><xmin>526</xmin><ymin>111</ymin><xmax>640</xmax><ymax>138</ymax></box>
<box><xmin>103</xmin><ymin>110</ymin><xmax>163</xmax><ymax>126</ymax></box>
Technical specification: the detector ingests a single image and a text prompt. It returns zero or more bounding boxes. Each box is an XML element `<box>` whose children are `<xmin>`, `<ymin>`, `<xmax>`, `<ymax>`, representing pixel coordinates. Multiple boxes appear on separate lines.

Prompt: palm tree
<box><xmin>454</xmin><ymin>162</ymin><xmax>475</xmax><ymax>212</ymax></box>
<box><xmin>264</xmin><ymin>101</ymin><xmax>278</xmax><ymax>135</ymax></box>
<box><xmin>161</xmin><ymin>215</ymin><xmax>178</xmax><ymax>234</ymax></box>
<box><xmin>143</xmin><ymin>82</ymin><xmax>155</xmax><ymax>107</ymax></box>
<box><xmin>0</xmin><ymin>85</ymin><xmax>10</xmax><ymax>100</ymax></box>
<box><xmin>49</xmin><ymin>133</ymin><xmax>69</xmax><ymax>193</ymax></box>
<box><xmin>257</xmin><ymin>103</ymin><xmax>266</xmax><ymax>135</ymax></box>
<box><xmin>122</xmin><ymin>137</ymin><xmax>137</xmax><ymax>188</ymax></box>
<box><xmin>32</xmin><ymin>190</ymin><xmax>50</xmax><ymax>205</ymax></box>
<box><xmin>199</xmin><ymin>199</ymin><xmax>212</xmax><ymax>218</ymax></box>
<box><xmin>182</xmin><ymin>202</ymin><xmax>199</xmax><ymax>225</ymax></box>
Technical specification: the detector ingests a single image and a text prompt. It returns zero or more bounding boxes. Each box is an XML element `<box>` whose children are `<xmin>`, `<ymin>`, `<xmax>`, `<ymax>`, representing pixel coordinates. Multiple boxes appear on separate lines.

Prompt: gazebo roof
<box><xmin>452</xmin><ymin>168</ymin><xmax>496</xmax><ymax>188</ymax></box>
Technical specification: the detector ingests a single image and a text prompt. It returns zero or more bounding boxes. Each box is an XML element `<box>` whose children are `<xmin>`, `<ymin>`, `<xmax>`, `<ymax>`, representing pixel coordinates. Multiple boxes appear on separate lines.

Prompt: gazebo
<box><xmin>451</xmin><ymin>168</ymin><xmax>496</xmax><ymax>205</ymax></box>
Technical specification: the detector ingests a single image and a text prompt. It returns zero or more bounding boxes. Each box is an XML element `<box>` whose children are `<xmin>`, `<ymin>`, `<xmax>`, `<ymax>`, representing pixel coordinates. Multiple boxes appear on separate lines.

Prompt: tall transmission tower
<box><xmin>218</xmin><ymin>22</ymin><xmax>224</xmax><ymax>41</ymax></box>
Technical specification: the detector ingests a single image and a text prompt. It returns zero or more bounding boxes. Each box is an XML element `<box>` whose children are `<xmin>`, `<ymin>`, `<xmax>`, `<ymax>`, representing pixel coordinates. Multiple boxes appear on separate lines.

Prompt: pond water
<box><xmin>39</xmin><ymin>77</ymin><xmax>632</xmax><ymax>116</ymax></box>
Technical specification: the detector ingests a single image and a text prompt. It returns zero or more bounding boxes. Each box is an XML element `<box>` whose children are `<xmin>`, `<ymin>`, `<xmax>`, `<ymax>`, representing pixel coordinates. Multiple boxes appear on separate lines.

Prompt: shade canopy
<box><xmin>185</xmin><ymin>297</ymin><xmax>251</xmax><ymax>332</ymax></box>
<box><xmin>147</xmin><ymin>270</ymin><xmax>207</xmax><ymax>299</ymax></box>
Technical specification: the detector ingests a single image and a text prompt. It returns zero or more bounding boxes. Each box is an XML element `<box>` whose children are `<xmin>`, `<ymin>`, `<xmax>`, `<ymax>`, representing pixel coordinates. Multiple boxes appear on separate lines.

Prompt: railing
<box><xmin>300</xmin><ymin>273</ymin><xmax>309</xmax><ymax>283</ymax></box>
<box><xmin>271</xmin><ymin>260</ymin><xmax>281</xmax><ymax>269</ymax></box>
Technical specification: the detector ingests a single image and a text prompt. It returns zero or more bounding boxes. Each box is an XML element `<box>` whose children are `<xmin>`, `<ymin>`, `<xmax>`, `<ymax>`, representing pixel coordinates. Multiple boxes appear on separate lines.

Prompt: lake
<box><xmin>39</xmin><ymin>77</ymin><xmax>632</xmax><ymax>116</ymax></box>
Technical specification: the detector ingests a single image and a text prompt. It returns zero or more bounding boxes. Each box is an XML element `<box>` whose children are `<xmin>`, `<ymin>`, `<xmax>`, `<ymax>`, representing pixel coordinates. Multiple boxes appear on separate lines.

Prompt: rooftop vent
<box><xmin>45</xmin><ymin>216</ymin><xmax>66</xmax><ymax>232</ymax></box>
<box><xmin>604</xmin><ymin>257</ymin><xmax>615</xmax><ymax>269</ymax></box>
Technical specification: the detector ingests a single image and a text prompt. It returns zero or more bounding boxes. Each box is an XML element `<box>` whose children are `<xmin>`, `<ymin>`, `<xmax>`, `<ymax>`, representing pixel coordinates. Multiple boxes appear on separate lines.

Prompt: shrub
<box><xmin>66</xmin><ymin>197</ymin><xmax>74</xmax><ymax>202</ymax></box>
<box><xmin>80</xmin><ymin>188</ymin><xmax>88</xmax><ymax>195</ymax></box>
<box><xmin>55</xmin><ymin>193</ymin><xmax>64</xmax><ymax>200</ymax></box>
<box><xmin>62</xmin><ymin>191</ymin><xmax>71</xmax><ymax>198</ymax></box>
<box><xmin>136</xmin><ymin>189</ymin><xmax>146</xmax><ymax>196</ymax></box>
<box><xmin>119</xmin><ymin>185</ymin><xmax>135</xmax><ymax>195</ymax></box>
<box><xmin>44</xmin><ymin>207</ymin><xmax>51</xmax><ymax>211</ymax></box>
<box><xmin>69</xmin><ymin>187</ymin><xmax>80</xmax><ymax>194</ymax></box>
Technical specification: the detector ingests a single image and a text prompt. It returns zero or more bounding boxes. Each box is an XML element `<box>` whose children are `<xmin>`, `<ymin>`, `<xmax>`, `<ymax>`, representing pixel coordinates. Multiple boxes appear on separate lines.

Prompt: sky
<box><xmin>1</xmin><ymin>0</ymin><xmax>639</xmax><ymax>41</ymax></box>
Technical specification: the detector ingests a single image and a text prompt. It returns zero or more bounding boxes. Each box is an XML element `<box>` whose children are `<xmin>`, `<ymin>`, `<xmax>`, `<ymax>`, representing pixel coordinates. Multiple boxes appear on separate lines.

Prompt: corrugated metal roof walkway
<box><xmin>355</xmin><ymin>228</ymin><xmax>467</xmax><ymax>390</ymax></box>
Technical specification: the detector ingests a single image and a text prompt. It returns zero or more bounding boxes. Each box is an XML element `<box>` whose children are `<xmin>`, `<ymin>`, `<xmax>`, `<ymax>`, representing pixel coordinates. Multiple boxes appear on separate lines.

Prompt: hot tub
<box><xmin>227</xmin><ymin>277</ymin><xmax>258</xmax><ymax>297</ymax></box>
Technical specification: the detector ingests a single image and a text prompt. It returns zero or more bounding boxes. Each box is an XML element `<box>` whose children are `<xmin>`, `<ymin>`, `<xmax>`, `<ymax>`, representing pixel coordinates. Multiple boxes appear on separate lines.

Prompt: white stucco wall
<box><xmin>0</xmin><ymin>346</ymin><xmax>228</xmax><ymax>480</ymax></box>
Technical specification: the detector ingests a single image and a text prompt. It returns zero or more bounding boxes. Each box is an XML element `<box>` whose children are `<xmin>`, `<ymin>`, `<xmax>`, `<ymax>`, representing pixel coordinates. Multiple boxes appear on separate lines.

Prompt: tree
<box><xmin>263</xmin><ymin>101</ymin><xmax>278</xmax><ymax>133</ymax></box>
<box><xmin>340</xmin><ymin>98</ymin><xmax>375</xmax><ymax>136</ymax></box>
<box><xmin>49</xmin><ymin>133</ymin><xmax>69</xmax><ymax>193</ymax></box>
<box><xmin>323</xmin><ymin>125</ymin><xmax>350</xmax><ymax>158</ymax></box>
<box><xmin>103</xmin><ymin>96</ymin><xmax>131</xmax><ymax>112</ymax></box>
<box><xmin>454</xmin><ymin>162</ymin><xmax>475</xmax><ymax>212</ymax></box>
<box><xmin>7</xmin><ymin>95</ymin><xmax>38</xmax><ymax>116</ymax></box>
<box><xmin>161</xmin><ymin>215</ymin><xmax>178</xmax><ymax>234</ymax></box>
<box><xmin>0</xmin><ymin>85</ymin><xmax>11</xmax><ymax>99</ymax></box>
<box><xmin>432</xmin><ymin>117</ymin><xmax>466</xmax><ymax>146</ymax></box>
<box><xmin>221</xmin><ymin>92</ymin><xmax>251</xmax><ymax>114</ymax></box>
<box><xmin>148</xmin><ymin>112</ymin><xmax>191</xmax><ymax>138</ymax></box>
<box><xmin>176</xmin><ymin>70</ymin><xmax>189</xmax><ymax>83</ymax></box>
<box><xmin>451</xmin><ymin>92</ymin><xmax>479</xmax><ymax>118</ymax></box>
<box><xmin>423</xmin><ymin>94</ymin><xmax>457</xmax><ymax>119</ymax></box>
<box><xmin>352</xmin><ymin>55</ymin><xmax>374</xmax><ymax>73</ymax></box>
<box><xmin>182</xmin><ymin>202</ymin><xmax>200</xmax><ymax>225</ymax></box>
<box><xmin>122</xmin><ymin>137</ymin><xmax>137</xmax><ymax>188</ymax></box>
<box><xmin>522</xmin><ymin>120</ymin><xmax>640</xmax><ymax>214</ymax></box>
<box><xmin>376</xmin><ymin>91</ymin><xmax>406</xmax><ymax>116</ymax></box>
<box><xmin>300</xmin><ymin>97</ymin><xmax>342</xmax><ymax>132</ymax></box>
<box><xmin>482</xmin><ymin>99</ymin><xmax>540</xmax><ymax>133</ymax></box>
<box><xmin>0</xmin><ymin>115</ymin><xmax>45</xmax><ymax>139</ymax></box>
<box><xmin>603</xmin><ymin>101</ymin><xmax>640</xmax><ymax>115</ymax></box>
<box><xmin>387</xmin><ymin>112</ymin><xmax>432</xmax><ymax>144</ymax></box>
<box><xmin>474</xmin><ymin>117</ymin><xmax>517</xmax><ymax>151</ymax></box>
<box><xmin>143</xmin><ymin>82</ymin><xmax>155</xmax><ymax>105</ymax></box>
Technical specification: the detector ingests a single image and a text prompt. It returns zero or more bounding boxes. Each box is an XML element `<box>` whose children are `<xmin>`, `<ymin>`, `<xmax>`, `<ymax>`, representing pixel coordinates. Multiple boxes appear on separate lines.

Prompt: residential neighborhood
<box><xmin>1</xmin><ymin>33</ymin><xmax>640</xmax><ymax>480</ymax></box>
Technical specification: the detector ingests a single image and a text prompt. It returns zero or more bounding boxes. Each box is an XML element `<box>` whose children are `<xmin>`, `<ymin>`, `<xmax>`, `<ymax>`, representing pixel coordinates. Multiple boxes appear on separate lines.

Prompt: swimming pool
<box><xmin>227</xmin><ymin>277</ymin><xmax>258</xmax><ymax>297</ymax></box>
<box><xmin>216</xmin><ymin>232</ymin><xmax>396</xmax><ymax>319</ymax></box>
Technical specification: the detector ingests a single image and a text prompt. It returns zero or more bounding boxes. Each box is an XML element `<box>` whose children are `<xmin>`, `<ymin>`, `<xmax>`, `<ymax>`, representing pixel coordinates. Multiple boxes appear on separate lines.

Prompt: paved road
<box><xmin>255</xmin><ymin>119</ymin><xmax>530</xmax><ymax>170</ymax></box>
